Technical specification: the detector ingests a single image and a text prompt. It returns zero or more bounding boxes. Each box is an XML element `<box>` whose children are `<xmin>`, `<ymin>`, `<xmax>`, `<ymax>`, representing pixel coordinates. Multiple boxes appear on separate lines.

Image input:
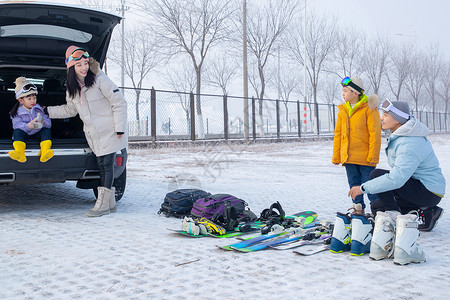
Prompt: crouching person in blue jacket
<box><xmin>348</xmin><ymin>100</ymin><xmax>445</xmax><ymax>265</ymax></box>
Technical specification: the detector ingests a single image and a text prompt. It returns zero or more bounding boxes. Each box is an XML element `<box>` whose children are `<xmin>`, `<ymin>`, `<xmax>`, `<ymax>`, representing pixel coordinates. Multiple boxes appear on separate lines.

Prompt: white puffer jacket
<box><xmin>48</xmin><ymin>58</ymin><xmax>128</xmax><ymax>156</ymax></box>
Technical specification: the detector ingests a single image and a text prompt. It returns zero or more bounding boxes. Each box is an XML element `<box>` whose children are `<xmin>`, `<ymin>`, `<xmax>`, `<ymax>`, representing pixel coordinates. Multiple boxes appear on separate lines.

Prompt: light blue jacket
<box><xmin>361</xmin><ymin>116</ymin><xmax>446</xmax><ymax>197</ymax></box>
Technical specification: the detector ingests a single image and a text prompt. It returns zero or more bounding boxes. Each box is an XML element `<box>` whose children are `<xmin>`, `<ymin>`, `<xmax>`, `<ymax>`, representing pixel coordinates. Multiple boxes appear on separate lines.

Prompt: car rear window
<box><xmin>0</xmin><ymin>24</ymin><xmax>92</xmax><ymax>43</ymax></box>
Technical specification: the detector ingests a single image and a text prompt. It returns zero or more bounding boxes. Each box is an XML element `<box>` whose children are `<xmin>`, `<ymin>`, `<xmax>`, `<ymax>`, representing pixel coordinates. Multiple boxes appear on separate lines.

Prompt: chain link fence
<box><xmin>123</xmin><ymin>87</ymin><xmax>450</xmax><ymax>141</ymax></box>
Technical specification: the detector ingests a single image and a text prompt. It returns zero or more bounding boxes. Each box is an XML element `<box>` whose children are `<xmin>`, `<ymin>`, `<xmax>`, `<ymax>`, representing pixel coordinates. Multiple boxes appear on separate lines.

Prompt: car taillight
<box><xmin>116</xmin><ymin>156</ymin><xmax>123</xmax><ymax>166</ymax></box>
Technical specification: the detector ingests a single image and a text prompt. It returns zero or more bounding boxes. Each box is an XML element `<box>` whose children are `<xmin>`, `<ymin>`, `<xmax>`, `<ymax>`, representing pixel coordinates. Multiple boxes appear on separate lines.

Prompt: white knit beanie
<box><xmin>348</xmin><ymin>76</ymin><xmax>364</xmax><ymax>94</ymax></box>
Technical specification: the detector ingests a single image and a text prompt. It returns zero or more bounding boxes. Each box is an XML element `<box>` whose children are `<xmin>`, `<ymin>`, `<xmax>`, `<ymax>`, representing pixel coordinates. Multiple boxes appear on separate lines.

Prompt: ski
<box><xmin>234</xmin><ymin>219</ymin><xmax>323</xmax><ymax>241</ymax></box>
<box><xmin>268</xmin><ymin>234</ymin><xmax>331</xmax><ymax>250</ymax></box>
<box><xmin>293</xmin><ymin>244</ymin><xmax>330</xmax><ymax>256</ymax></box>
<box><xmin>218</xmin><ymin>227</ymin><xmax>290</xmax><ymax>251</ymax></box>
<box><xmin>228</xmin><ymin>225</ymin><xmax>322</xmax><ymax>252</ymax></box>
<box><xmin>233</xmin><ymin>227</ymin><xmax>330</xmax><ymax>253</ymax></box>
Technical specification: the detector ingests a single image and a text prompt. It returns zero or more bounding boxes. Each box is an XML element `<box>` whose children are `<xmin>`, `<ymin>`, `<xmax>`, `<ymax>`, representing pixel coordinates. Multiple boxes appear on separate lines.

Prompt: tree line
<box><xmin>82</xmin><ymin>0</ymin><xmax>450</xmax><ymax>137</ymax></box>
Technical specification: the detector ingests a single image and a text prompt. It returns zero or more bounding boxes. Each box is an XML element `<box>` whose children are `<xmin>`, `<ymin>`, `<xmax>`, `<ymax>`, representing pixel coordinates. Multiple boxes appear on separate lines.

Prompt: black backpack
<box><xmin>158</xmin><ymin>189</ymin><xmax>211</xmax><ymax>218</ymax></box>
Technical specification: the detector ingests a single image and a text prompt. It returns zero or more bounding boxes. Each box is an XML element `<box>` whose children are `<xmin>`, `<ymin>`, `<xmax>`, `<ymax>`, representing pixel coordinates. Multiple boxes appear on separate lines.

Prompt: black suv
<box><xmin>0</xmin><ymin>3</ymin><xmax>127</xmax><ymax>200</ymax></box>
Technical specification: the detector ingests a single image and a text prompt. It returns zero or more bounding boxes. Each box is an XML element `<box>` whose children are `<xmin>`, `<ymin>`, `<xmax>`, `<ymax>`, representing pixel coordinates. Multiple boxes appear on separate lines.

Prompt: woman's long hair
<box><xmin>66</xmin><ymin>66</ymin><xmax>96</xmax><ymax>98</ymax></box>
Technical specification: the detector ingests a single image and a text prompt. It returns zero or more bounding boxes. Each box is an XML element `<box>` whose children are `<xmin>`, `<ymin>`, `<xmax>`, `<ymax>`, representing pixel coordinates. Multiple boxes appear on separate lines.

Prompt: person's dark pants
<box><xmin>12</xmin><ymin>128</ymin><xmax>52</xmax><ymax>142</ymax></box>
<box><xmin>345</xmin><ymin>164</ymin><xmax>377</xmax><ymax>209</ymax></box>
<box><xmin>369</xmin><ymin>168</ymin><xmax>441</xmax><ymax>214</ymax></box>
<box><xmin>97</xmin><ymin>152</ymin><xmax>116</xmax><ymax>189</ymax></box>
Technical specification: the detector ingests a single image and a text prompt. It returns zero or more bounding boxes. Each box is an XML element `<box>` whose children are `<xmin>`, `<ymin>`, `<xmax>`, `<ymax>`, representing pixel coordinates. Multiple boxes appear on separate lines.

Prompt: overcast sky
<box><xmin>43</xmin><ymin>0</ymin><xmax>449</xmax><ymax>58</ymax></box>
<box><xmin>309</xmin><ymin>0</ymin><xmax>450</xmax><ymax>57</ymax></box>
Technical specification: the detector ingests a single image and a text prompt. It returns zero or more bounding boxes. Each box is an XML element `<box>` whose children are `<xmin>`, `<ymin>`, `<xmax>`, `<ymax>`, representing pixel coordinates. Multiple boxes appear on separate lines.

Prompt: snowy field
<box><xmin>1</xmin><ymin>134</ymin><xmax>449</xmax><ymax>299</ymax></box>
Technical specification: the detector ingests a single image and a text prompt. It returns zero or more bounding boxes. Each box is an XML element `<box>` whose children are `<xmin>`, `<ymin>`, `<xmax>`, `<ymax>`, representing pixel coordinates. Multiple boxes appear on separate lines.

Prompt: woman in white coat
<box><xmin>46</xmin><ymin>46</ymin><xmax>128</xmax><ymax>217</ymax></box>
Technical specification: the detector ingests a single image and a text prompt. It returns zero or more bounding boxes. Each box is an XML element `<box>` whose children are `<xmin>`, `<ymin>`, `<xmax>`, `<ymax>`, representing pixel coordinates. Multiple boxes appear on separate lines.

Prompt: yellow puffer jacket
<box><xmin>332</xmin><ymin>94</ymin><xmax>381</xmax><ymax>166</ymax></box>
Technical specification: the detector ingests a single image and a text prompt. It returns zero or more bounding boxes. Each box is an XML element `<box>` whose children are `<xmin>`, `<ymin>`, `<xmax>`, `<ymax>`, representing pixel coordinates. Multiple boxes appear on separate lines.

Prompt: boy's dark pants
<box><xmin>345</xmin><ymin>163</ymin><xmax>377</xmax><ymax>209</ymax></box>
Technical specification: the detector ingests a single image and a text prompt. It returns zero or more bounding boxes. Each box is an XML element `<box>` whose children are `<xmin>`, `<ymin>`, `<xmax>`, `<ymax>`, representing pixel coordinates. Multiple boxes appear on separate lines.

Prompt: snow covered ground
<box><xmin>1</xmin><ymin>134</ymin><xmax>449</xmax><ymax>299</ymax></box>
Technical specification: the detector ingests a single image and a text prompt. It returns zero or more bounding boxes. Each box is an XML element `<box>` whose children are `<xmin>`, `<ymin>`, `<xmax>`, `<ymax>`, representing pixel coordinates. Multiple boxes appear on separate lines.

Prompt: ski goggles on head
<box><xmin>381</xmin><ymin>99</ymin><xmax>410</xmax><ymax>119</ymax></box>
<box><xmin>65</xmin><ymin>48</ymin><xmax>90</xmax><ymax>65</ymax></box>
<box><xmin>15</xmin><ymin>83</ymin><xmax>37</xmax><ymax>99</ymax></box>
<box><xmin>341</xmin><ymin>76</ymin><xmax>364</xmax><ymax>94</ymax></box>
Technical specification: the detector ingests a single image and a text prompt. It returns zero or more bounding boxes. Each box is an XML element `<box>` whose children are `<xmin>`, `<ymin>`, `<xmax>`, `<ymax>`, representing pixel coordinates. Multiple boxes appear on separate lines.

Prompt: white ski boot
<box><xmin>393</xmin><ymin>212</ymin><xmax>426</xmax><ymax>265</ymax></box>
<box><xmin>369</xmin><ymin>211</ymin><xmax>400</xmax><ymax>260</ymax></box>
<box><xmin>350</xmin><ymin>214</ymin><xmax>374</xmax><ymax>256</ymax></box>
<box><xmin>330</xmin><ymin>212</ymin><xmax>352</xmax><ymax>253</ymax></box>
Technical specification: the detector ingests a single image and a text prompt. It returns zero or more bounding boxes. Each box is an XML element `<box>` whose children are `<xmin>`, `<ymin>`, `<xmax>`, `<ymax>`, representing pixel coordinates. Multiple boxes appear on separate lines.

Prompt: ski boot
<box><xmin>369</xmin><ymin>211</ymin><xmax>400</xmax><ymax>260</ymax></box>
<box><xmin>418</xmin><ymin>206</ymin><xmax>444</xmax><ymax>232</ymax></box>
<box><xmin>350</xmin><ymin>214</ymin><xmax>374</xmax><ymax>256</ymax></box>
<box><xmin>182</xmin><ymin>216</ymin><xmax>201</xmax><ymax>235</ymax></box>
<box><xmin>393</xmin><ymin>212</ymin><xmax>426</xmax><ymax>265</ymax></box>
<box><xmin>329</xmin><ymin>212</ymin><xmax>352</xmax><ymax>253</ymax></box>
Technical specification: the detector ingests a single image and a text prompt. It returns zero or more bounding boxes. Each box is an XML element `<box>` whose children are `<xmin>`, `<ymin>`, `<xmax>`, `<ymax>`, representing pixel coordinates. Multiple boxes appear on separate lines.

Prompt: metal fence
<box><xmin>123</xmin><ymin>87</ymin><xmax>450</xmax><ymax>141</ymax></box>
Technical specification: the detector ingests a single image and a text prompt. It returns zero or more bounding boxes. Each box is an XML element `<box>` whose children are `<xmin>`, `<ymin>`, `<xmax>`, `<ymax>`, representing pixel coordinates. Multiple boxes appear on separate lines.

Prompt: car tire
<box><xmin>92</xmin><ymin>167</ymin><xmax>126</xmax><ymax>201</ymax></box>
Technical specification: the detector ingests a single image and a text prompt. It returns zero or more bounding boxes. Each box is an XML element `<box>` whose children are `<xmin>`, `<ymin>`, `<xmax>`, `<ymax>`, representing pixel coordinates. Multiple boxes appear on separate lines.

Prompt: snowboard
<box><xmin>284</xmin><ymin>210</ymin><xmax>318</xmax><ymax>225</ymax></box>
<box><xmin>168</xmin><ymin>221</ymin><xmax>265</xmax><ymax>238</ymax></box>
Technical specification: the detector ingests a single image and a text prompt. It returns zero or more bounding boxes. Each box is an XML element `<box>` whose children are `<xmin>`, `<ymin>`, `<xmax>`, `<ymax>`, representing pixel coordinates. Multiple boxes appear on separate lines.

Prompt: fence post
<box><xmin>315</xmin><ymin>102</ymin><xmax>320</xmax><ymax>136</ymax></box>
<box><xmin>297</xmin><ymin>100</ymin><xmax>301</xmax><ymax>138</ymax></box>
<box><xmin>190</xmin><ymin>92</ymin><xmax>195</xmax><ymax>141</ymax></box>
<box><xmin>223</xmin><ymin>95</ymin><xmax>228</xmax><ymax>140</ymax></box>
<box><xmin>151</xmin><ymin>87</ymin><xmax>156</xmax><ymax>141</ymax></box>
<box><xmin>332</xmin><ymin>104</ymin><xmax>336</xmax><ymax>128</ymax></box>
<box><xmin>146</xmin><ymin>116</ymin><xmax>148</xmax><ymax>136</ymax></box>
<box><xmin>276</xmin><ymin>99</ymin><xmax>280</xmax><ymax>140</ymax></box>
<box><xmin>252</xmin><ymin>96</ymin><xmax>256</xmax><ymax>140</ymax></box>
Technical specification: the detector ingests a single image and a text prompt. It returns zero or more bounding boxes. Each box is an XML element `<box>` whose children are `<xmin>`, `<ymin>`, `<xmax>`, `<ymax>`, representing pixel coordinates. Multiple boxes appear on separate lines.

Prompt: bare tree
<box><xmin>288</xmin><ymin>12</ymin><xmax>337</xmax><ymax>133</ymax></box>
<box><xmin>78</xmin><ymin>0</ymin><xmax>116</xmax><ymax>12</ymax></box>
<box><xmin>436</xmin><ymin>61</ymin><xmax>450</xmax><ymax>129</ymax></box>
<box><xmin>328</xmin><ymin>28</ymin><xmax>364</xmax><ymax>78</ymax></box>
<box><xmin>360</xmin><ymin>35</ymin><xmax>391</xmax><ymax>95</ymax></box>
<box><xmin>204</xmin><ymin>54</ymin><xmax>238</xmax><ymax>95</ymax></box>
<box><xmin>163</xmin><ymin>61</ymin><xmax>197</xmax><ymax>133</ymax></box>
<box><xmin>386</xmin><ymin>43</ymin><xmax>414</xmax><ymax>101</ymax></box>
<box><xmin>136</xmin><ymin>0</ymin><xmax>234</xmax><ymax>138</ymax></box>
<box><xmin>109</xmin><ymin>29</ymin><xmax>159</xmax><ymax>134</ymax></box>
<box><xmin>245</xmin><ymin>0</ymin><xmax>297</xmax><ymax>135</ymax></box>
<box><xmin>424</xmin><ymin>44</ymin><xmax>443</xmax><ymax>132</ymax></box>
<box><xmin>270</xmin><ymin>62</ymin><xmax>301</xmax><ymax>133</ymax></box>
<box><xmin>405</xmin><ymin>51</ymin><xmax>426</xmax><ymax>116</ymax></box>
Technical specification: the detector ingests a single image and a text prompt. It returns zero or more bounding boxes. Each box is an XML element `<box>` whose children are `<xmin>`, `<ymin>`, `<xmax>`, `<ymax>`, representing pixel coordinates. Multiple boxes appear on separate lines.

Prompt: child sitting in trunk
<box><xmin>8</xmin><ymin>77</ymin><xmax>54</xmax><ymax>163</ymax></box>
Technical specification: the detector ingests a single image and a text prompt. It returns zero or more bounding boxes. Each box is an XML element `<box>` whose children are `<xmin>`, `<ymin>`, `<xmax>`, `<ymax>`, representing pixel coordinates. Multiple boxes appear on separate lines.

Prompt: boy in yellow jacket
<box><xmin>332</xmin><ymin>76</ymin><xmax>381</xmax><ymax>215</ymax></box>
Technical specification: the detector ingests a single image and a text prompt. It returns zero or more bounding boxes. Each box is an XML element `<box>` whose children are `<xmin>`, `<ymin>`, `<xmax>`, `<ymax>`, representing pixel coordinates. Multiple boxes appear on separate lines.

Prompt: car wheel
<box><xmin>92</xmin><ymin>167</ymin><xmax>126</xmax><ymax>201</ymax></box>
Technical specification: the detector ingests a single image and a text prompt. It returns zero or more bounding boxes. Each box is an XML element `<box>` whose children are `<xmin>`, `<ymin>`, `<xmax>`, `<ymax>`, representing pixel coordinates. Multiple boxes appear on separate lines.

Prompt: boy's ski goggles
<box><xmin>65</xmin><ymin>48</ymin><xmax>90</xmax><ymax>65</ymax></box>
<box><xmin>341</xmin><ymin>77</ymin><xmax>364</xmax><ymax>94</ymax></box>
<box><xmin>381</xmin><ymin>99</ymin><xmax>410</xmax><ymax>119</ymax></box>
<box><xmin>15</xmin><ymin>83</ymin><xmax>37</xmax><ymax>99</ymax></box>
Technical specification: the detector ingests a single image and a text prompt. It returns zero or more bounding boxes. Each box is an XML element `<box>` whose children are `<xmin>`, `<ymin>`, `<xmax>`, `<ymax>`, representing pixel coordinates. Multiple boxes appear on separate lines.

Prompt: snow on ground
<box><xmin>1</xmin><ymin>134</ymin><xmax>450</xmax><ymax>299</ymax></box>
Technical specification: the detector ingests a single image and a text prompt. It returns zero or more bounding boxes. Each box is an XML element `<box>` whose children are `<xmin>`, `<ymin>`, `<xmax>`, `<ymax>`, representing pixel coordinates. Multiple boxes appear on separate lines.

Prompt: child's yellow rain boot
<box><xmin>39</xmin><ymin>140</ymin><xmax>54</xmax><ymax>162</ymax></box>
<box><xmin>8</xmin><ymin>141</ymin><xmax>27</xmax><ymax>163</ymax></box>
